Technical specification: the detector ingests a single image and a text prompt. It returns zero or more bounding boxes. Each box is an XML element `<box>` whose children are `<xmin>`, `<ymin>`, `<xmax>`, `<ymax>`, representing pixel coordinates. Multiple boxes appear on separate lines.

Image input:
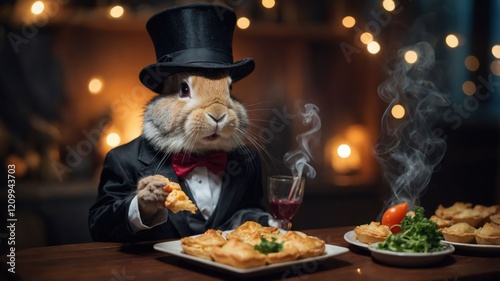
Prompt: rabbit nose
<box><xmin>207</xmin><ymin>112</ymin><xmax>227</xmax><ymax>123</ymax></box>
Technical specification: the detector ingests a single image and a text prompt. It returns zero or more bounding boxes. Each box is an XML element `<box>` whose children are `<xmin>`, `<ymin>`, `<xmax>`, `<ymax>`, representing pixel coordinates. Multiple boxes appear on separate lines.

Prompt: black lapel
<box><xmin>136</xmin><ymin>138</ymin><xmax>196</xmax><ymax>237</ymax></box>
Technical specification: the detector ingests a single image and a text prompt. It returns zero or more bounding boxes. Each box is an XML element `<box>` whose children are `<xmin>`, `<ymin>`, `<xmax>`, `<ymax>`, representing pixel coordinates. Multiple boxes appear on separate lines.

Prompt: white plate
<box><xmin>154</xmin><ymin>238</ymin><xmax>348</xmax><ymax>276</ymax></box>
<box><xmin>343</xmin><ymin>230</ymin><xmax>370</xmax><ymax>249</ymax></box>
<box><xmin>442</xmin><ymin>241</ymin><xmax>500</xmax><ymax>252</ymax></box>
<box><xmin>368</xmin><ymin>242</ymin><xmax>455</xmax><ymax>267</ymax></box>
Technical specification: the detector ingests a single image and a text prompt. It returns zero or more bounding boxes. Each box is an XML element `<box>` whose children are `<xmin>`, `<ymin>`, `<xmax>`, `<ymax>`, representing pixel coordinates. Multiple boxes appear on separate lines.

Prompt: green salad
<box><xmin>377</xmin><ymin>206</ymin><xmax>444</xmax><ymax>253</ymax></box>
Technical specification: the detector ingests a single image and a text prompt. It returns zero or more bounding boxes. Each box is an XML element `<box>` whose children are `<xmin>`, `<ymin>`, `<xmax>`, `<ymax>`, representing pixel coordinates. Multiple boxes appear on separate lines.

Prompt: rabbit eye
<box><xmin>179</xmin><ymin>82</ymin><xmax>190</xmax><ymax>98</ymax></box>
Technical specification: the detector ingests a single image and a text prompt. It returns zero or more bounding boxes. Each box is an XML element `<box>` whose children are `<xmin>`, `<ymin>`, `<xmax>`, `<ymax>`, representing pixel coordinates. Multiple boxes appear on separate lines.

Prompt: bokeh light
<box><xmin>391</xmin><ymin>104</ymin><xmax>405</xmax><ymax>119</ymax></box>
<box><xmin>237</xmin><ymin>17</ymin><xmax>250</xmax><ymax>29</ymax></box>
<box><xmin>106</xmin><ymin>133</ymin><xmax>121</xmax><ymax>147</ymax></box>
<box><xmin>88</xmin><ymin>78</ymin><xmax>103</xmax><ymax>94</ymax></box>
<box><xmin>337</xmin><ymin>144</ymin><xmax>352</xmax><ymax>158</ymax></box>
<box><xmin>382</xmin><ymin>0</ymin><xmax>396</xmax><ymax>12</ymax></box>
<box><xmin>342</xmin><ymin>16</ymin><xmax>356</xmax><ymax>28</ymax></box>
<box><xmin>31</xmin><ymin>1</ymin><xmax>45</xmax><ymax>15</ymax></box>
<box><xmin>464</xmin><ymin>55</ymin><xmax>479</xmax><ymax>71</ymax></box>
<box><xmin>261</xmin><ymin>0</ymin><xmax>275</xmax><ymax>9</ymax></box>
<box><xmin>109</xmin><ymin>5</ymin><xmax>124</xmax><ymax>18</ymax></box>
<box><xmin>360</xmin><ymin>32</ymin><xmax>373</xmax><ymax>44</ymax></box>
<box><xmin>404</xmin><ymin>50</ymin><xmax>418</xmax><ymax>64</ymax></box>
<box><xmin>445</xmin><ymin>34</ymin><xmax>459</xmax><ymax>48</ymax></box>
<box><xmin>367</xmin><ymin>41</ymin><xmax>380</xmax><ymax>54</ymax></box>
<box><xmin>462</xmin><ymin>81</ymin><xmax>476</xmax><ymax>96</ymax></box>
<box><xmin>491</xmin><ymin>60</ymin><xmax>500</xmax><ymax>76</ymax></box>
<box><xmin>492</xmin><ymin>45</ymin><xmax>500</xmax><ymax>59</ymax></box>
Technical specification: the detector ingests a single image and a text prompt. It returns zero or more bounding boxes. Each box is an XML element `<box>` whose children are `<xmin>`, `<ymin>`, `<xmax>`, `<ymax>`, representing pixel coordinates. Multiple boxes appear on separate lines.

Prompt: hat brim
<box><xmin>139</xmin><ymin>58</ymin><xmax>255</xmax><ymax>94</ymax></box>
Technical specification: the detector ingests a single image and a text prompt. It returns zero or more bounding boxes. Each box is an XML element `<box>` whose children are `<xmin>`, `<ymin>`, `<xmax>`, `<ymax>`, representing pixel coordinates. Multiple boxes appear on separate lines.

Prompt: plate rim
<box><xmin>367</xmin><ymin>242</ymin><xmax>455</xmax><ymax>257</ymax></box>
<box><xmin>441</xmin><ymin>240</ymin><xmax>500</xmax><ymax>252</ymax></box>
<box><xmin>154</xmin><ymin>237</ymin><xmax>349</xmax><ymax>275</ymax></box>
<box><xmin>343</xmin><ymin>230</ymin><xmax>370</xmax><ymax>249</ymax></box>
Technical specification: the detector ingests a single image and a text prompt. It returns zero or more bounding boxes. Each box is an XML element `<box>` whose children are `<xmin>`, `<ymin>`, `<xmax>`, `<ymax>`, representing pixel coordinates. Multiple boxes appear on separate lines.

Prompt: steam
<box><xmin>284</xmin><ymin>104</ymin><xmax>321</xmax><ymax>179</ymax></box>
<box><xmin>374</xmin><ymin>42</ymin><xmax>450</xmax><ymax>210</ymax></box>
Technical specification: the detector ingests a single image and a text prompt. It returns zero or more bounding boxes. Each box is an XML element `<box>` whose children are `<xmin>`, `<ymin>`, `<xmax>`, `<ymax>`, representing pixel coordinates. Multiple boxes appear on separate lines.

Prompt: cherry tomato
<box><xmin>381</xmin><ymin>202</ymin><xmax>409</xmax><ymax>234</ymax></box>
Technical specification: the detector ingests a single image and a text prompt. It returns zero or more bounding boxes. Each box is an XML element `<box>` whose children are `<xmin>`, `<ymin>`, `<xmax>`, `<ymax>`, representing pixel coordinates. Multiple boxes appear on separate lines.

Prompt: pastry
<box><xmin>441</xmin><ymin>222</ymin><xmax>476</xmax><ymax>243</ymax></box>
<box><xmin>475</xmin><ymin>222</ymin><xmax>500</xmax><ymax>245</ymax></box>
<box><xmin>211</xmin><ymin>239</ymin><xmax>266</xmax><ymax>269</ymax></box>
<box><xmin>435</xmin><ymin>202</ymin><xmax>472</xmax><ymax>219</ymax></box>
<box><xmin>353</xmin><ymin>222</ymin><xmax>391</xmax><ymax>244</ymax></box>
<box><xmin>225</xmin><ymin>221</ymin><xmax>281</xmax><ymax>242</ymax></box>
<box><xmin>430</xmin><ymin>215</ymin><xmax>453</xmax><ymax>229</ymax></box>
<box><xmin>163</xmin><ymin>181</ymin><xmax>197</xmax><ymax>214</ymax></box>
<box><xmin>278</xmin><ymin>231</ymin><xmax>325</xmax><ymax>258</ymax></box>
<box><xmin>180</xmin><ymin>229</ymin><xmax>226</xmax><ymax>260</ymax></box>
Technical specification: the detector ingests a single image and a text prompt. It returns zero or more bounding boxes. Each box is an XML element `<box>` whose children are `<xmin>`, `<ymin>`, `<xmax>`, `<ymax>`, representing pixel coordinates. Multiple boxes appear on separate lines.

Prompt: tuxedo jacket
<box><xmin>88</xmin><ymin>136</ymin><xmax>268</xmax><ymax>242</ymax></box>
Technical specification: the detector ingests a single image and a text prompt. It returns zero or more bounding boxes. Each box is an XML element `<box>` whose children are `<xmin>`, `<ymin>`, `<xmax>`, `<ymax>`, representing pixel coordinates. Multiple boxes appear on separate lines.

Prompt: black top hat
<box><xmin>139</xmin><ymin>3</ymin><xmax>255</xmax><ymax>94</ymax></box>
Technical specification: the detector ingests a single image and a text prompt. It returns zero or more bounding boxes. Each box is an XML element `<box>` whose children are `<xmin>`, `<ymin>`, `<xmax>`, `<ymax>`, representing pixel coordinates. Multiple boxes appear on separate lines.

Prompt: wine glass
<box><xmin>267</xmin><ymin>175</ymin><xmax>305</xmax><ymax>230</ymax></box>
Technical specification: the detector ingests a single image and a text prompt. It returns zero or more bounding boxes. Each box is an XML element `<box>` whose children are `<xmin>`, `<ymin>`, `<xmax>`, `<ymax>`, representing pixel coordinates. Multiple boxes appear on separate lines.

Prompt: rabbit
<box><xmin>136</xmin><ymin>71</ymin><xmax>250</xmax><ymax>223</ymax></box>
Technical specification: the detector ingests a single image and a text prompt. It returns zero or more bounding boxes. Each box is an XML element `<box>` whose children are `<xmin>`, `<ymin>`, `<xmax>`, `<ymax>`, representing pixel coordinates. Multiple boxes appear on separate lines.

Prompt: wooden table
<box><xmin>1</xmin><ymin>226</ymin><xmax>499</xmax><ymax>281</ymax></box>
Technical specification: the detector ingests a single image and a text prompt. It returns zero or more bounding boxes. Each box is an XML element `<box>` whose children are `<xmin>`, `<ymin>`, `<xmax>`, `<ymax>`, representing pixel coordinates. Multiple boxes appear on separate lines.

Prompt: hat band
<box><xmin>158</xmin><ymin>48</ymin><xmax>234</xmax><ymax>65</ymax></box>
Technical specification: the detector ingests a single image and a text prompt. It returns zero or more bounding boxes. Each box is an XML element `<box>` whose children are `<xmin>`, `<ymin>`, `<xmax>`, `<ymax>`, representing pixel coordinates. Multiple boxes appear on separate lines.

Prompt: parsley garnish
<box><xmin>377</xmin><ymin>206</ymin><xmax>444</xmax><ymax>253</ymax></box>
<box><xmin>254</xmin><ymin>237</ymin><xmax>284</xmax><ymax>254</ymax></box>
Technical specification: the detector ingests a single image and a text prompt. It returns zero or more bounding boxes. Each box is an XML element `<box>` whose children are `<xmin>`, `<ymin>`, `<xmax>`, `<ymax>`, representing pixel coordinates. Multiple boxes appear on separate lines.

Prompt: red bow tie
<box><xmin>172</xmin><ymin>151</ymin><xmax>228</xmax><ymax>178</ymax></box>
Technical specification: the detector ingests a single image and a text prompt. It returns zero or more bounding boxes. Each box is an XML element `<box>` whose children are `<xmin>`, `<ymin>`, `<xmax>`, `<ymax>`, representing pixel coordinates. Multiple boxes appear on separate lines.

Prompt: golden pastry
<box><xmin>353</xmin><ymin>222</ymin><xmax>391</xmax><ymax>244</ymax></box>
<box><xmin>441</xmin><ymin>222</ymin><xmax>476</xmax><ymax>243</ymax></box>
<box><xmin>430</xmin><ymin>215</ymin><xmax>453</xmax><ymax>229</ymax></box>
<box><xmin>489</xmin><ymin>213</ymin><xmax>500</xmax><ymax>225</ymax></box>
<box><xmin>278</xmin><ymin>231</ymin><xmax>325</xmax><ymax>258</ymax></box>
<box><xmin>225</xmin><ymin>221</ymin><xmax>280</xmax><ymax>242</ymax></box>
<box><xmin>211</xmin><ymin>239</ymin><xmax>266</xmax><ymax>269</ymax></box>
<box><xmin>180</xmin><ymin>229</ymin><xmax>226</xmax><ymax>260</ymax></box>
<box><xmin>163</xmin><ymin>181</ymin><xmax>197</xmax><ymax>214</ymax></box>
<box><xmin>435</xmin><ymin>202</ymin><xmax>472</xmax><ymax>219</ymax></box>
<box><xmin>452</xmin><ymin>208</ymin><xmax>488</xmax><ymax>228</ymax></box>
<box><xmin>475</xmin><ymin>222</ymin><xmax>500</xmax><ymax>245</ymax></box>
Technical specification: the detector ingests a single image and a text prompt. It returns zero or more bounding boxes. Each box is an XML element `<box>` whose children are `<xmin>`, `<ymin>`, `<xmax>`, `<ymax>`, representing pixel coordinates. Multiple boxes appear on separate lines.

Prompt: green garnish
<box><xmin>254</xmin><ymin>237</ymin><xmax>284</xmax><ymax>254</ymax></box>
<box><xmin>377</xmin><ymin>206</ymin><xmax>444</xmax><ymax>253</ymax></box>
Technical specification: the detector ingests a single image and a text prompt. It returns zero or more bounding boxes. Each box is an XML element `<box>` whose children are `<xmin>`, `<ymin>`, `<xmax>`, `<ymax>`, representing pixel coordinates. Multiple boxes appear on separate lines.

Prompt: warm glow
<box><xmin>360</xmin><ymin>32</ymin><xmax>373</xmax><ymax>44</ymax></box>
<box><xmin>367</xmin><ymin>41</ymin><xmax>380</xmax><ymax>54</ymax></box>
<box><xmin>109</xmin><ymin>5</ymin><xmax>124</xmax><ymax>18</ymax></box>
<box><xmin>382</xmin><ymin>0</ymin><xmax>396</xmax><ymax>12</ymax></box>
<box><xmin>106</xmin><ymin>133</ymin><xmax>121</xmax><ymax>147</ymax></box>
<box><xmin>237</xmin><ymin>17</ymin><xmax>250</xmax><ymax>29</ymax></box>
<box><xmin>492</xmin><ymin>45</ymin><xmax>500</xmax><ymax>59</ymax></box>
<box><xmin>31</xmin><ymin>1</ymin><xmax>45</xmax><ymax>15</ymax></box>
<box><xmin>88</xmin><ymin>78</ymin><xmax>103</xmax><ymax>94</ymax></box>
<box><xmin>491</xmin><ymin>60</ymin><xmax>500</xmax><ymax>76</ymax></box>
<box><xmin>391</xmin><ymin>104</ymin><xmax>405</xmax><ymax>119</ymax></box>
<box><xmin>261</xmin><ymin>0</ymin><xmax>275</xmax><ymax>9</ymax></box>
<box><xmin>462</xmin><ymin>81</ymin><xmax>476</xmax><ymax>96</ymax></box>
<box><xmin>337</xmin><ymin>144</ymin><xmax>352</xmax><ymax>159</ymax></box>
<box><xmin>404</xmin><ymin>50</ymin><xmax>418</xmax><ymax>64</ymax></box>
<box><xmin>464</xmin><ymin>55</ymin><xmax>479</xmax><ymax>71</ymax></box>
<box><xmin>445</xmin><ymin>34</ymin><xmax>459</xmax><ymax>48</ymax></box>
<box><xmin>342</xmin><ymin>16</ymin><xmax>356</xmax><ymax>28</ymax></box>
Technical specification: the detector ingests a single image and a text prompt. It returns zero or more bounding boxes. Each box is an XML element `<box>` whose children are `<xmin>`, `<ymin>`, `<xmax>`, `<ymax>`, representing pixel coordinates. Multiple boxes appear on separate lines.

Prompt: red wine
<box><xmin>269</xmin><ymin>199</ymin><xmax>301</xmax><ymax>220</ymax></box>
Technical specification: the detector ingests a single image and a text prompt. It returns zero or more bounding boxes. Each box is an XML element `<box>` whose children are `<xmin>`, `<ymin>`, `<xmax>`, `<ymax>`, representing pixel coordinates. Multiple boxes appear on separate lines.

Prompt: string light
<box><xmin>492</xmin><ymin>45</ymin><xmax>500</xmax><ymax>59</ymax></box>
<box><xmin>491</xmin><ymin>61</ymin><xmax>500</xmax><ymax>76</ymax></box>
<box><xmin>404</xmin><ymin>50</ymin><xmax>418</xmax><ymax>64</ymax></box>
<box><xmin>445</xmin><ymin>34</ymin><xmax>459</xmax><ymax>48</ymax></box>
<box><xmin>462</xmin><ymin>81</ymin><xmax>476</xmax><ymax>96</ymax></box>
<box><xmin>382</xmin><ymin>0</ymin><xmax>396</xmax><ymax>12</ymax></box>
<box><xmin>31</xmin><ymin>1</ymin><xmax>45</xmax><ymax>15</ymax></box>
<box><xmin>88</xmin><ymin>78</ymin><xmax>103</xmax><ymax>94</ymax></box>
<box><xmin>367</xmin><ymin>41</ymin><xmax>380</xmax><ymax>54</ymax></box>
<box><xmin>342</xmin><ymin>16</ymin><xmax>356</xmax><ymax>28</ymax></box>
<box><xmin>360</xmin><ymin>32</ymin><xmax>373</xmax><ymax>44</ymax></box>
<box><xmin>106</xmin><ymin>133</ymin><xmax>121</xmax><ymax>147</ymax></box>
<box><xmin>464</xmin><ymin>56</ymin><xmax>479</xmax><ymax>71</ymax></box>
<box><xmin>237</xmin><ymin>17</ymin><xmax>250</xmax><ymax>29</ymax></box>
<box><xmin>337</xmin><ymin>144</ymin><xmax>352</xmax><ymax>158</ymax></box>
<box><xmin>391</xmin><ymin>104</ymin><xmax>405</xmax><ymax>119</ymax></box>
<box><xmin>109</xmin><ymin>5</ymin><xmax>124</xmax><ymax>18</ymax></box>
<box><xmin>261</xmin><ymin>0</ymin><xmax>275</xmax><ymax>9</ymax></box>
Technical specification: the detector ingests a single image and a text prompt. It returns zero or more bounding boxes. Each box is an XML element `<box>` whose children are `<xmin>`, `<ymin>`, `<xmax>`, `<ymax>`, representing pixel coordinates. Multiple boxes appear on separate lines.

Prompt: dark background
<box><xmin>1</xmin><ymin>0</ymin><xmax>499</xmax><ymax>251</ymax></box>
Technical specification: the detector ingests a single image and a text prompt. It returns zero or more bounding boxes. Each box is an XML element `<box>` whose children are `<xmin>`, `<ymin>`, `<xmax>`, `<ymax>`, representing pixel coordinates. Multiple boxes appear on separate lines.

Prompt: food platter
<box><xmin>368</xmin><ymin>242</ymin><xmax>455</xmax><ymax>267</ymax></box>
<box><xmin>343</xmin><ymin>230</ymin><xmax>369</xmax><ymax>249</ymax></box>
<box><xmin>441</xmin><ymin>241</ymin><xmax>500</xmax><ymax>252</ymax></box>
<box><xmin>154</xmin><ymin>239</ymin><xmax>349</xmax><ymax>276</ymax></box>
